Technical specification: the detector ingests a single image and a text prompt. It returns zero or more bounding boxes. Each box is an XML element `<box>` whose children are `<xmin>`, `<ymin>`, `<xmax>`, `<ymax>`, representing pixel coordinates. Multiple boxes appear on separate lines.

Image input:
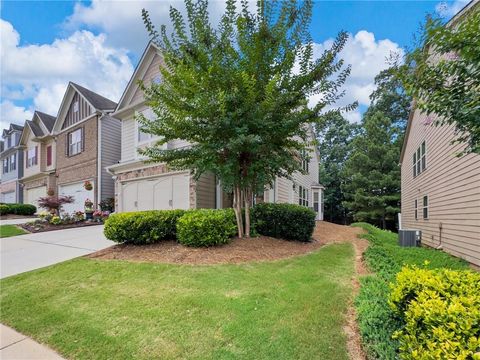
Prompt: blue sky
<box><xmin>0</xmin><ymin>0</ymin><xmax>467</xmax><ymax>129</ymax></box>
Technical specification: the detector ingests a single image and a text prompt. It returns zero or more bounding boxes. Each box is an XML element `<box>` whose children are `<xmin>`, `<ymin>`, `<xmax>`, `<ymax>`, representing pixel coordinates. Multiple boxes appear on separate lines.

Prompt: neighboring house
<box><xmin>107</xmin><ymin>42</ymin><xmax>324</xmax><ymax>219</ymax></box>
<box><xmin>51</xmin><ymin>82</ymin><xmax>121</xmax><ymax>213</ymax></box>
<box><xmin>0</xmin><ymin>124</ymin><xmax>24</xmax><ymax>203</ymax></box>
<box><xmin>400</xmin><ymin>1</ymin><xmax>480</xmax><ymax>266</ymax></box>
<box><xmin>19</xmin><ymin>111</ymin><xmax>57</xmax><ymax>207</ymax></box>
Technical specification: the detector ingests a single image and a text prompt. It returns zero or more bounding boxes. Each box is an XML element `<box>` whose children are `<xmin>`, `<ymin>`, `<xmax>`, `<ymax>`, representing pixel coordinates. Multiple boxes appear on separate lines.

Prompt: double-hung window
<box><xmin>298</xmin><ymin>185</ymin><xmax>309</xmax><ymax>207</ymax></box>
<box><xmin>423</xmin><ymin>196</ymin><xmax>429</xmax><ymax>219</ymax></box>
<box><xmin>413</xmin><ymin>141</ymin><xmax>426</xmax><ymax>177</ymax></box>
<box><xmin>414</xmin><ymin>199</ymin><xmax>418</xmax><ymax>220</ymax></box>
<box><xmin>2</xmin><ymin>158</ymin><xmax>8</xmax><ymax>174</ymax></box>
<box><xmin>27</xmin><ymin>147</ymin><xmax>37</xmax><ymax>167</ymax></box>
<box><xmin>301</xmin><ymin>149</ymin><xmax>309</xmax><ymax>172</ymax></box>
<box><xmin>9</xmin><ymin>154</ymin><xmax>16</xmax><ymax>171</ymax></box>
<box><xmin>68</xmin><ymin>128</ymin><xmax>83</xmax><ymax>156</ymax></box>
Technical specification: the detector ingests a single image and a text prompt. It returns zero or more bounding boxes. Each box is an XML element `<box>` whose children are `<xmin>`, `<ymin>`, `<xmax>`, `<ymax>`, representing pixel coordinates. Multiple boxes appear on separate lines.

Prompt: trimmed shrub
<box><xmin>252</xmin><ymin>203</ymin><xmax>316</xmax><ymax>242</ymax></box>
<box><xmin>177</xmin><ymin>209</ymin><xmax>237</xmax><ymax>247</ymax></box>
<box><xmin>2</xmin><ymin>203</ymin><xmax>37</xmax><ymax>216</ymax></box>
<box><xmin>104</xmin><ymin>209</ymin><xmax>186</xmax><ymax>244</ymax></box>
<box><xmin>389</xmin><ymin>266</ymin><xmax>480</xmax><ymax>360</ymax></box>
<box><xmin>0</xmin><ymin>204</ymin><xmax>9</xmax><ymax>215</ymax></box>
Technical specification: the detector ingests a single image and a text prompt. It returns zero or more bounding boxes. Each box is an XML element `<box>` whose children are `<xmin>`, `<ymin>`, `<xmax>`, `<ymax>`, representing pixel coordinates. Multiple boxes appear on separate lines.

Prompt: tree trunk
<box><xmin>233</xmin><ymin>185</ymin><xmax>244</xmax><ymax>238</ymax></box>
<box><xmin>244</xmin><ymin>187</ymin><xmax>251</xmax><ymax>238</ymax></box>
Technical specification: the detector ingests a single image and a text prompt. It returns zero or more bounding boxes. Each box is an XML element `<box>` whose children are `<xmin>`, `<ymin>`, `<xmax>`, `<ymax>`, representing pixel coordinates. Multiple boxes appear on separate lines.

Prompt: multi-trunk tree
<box><xmin>139</xmin><ymin>0</ymin><xmax>354</xmax><ymax>237</ymax></box>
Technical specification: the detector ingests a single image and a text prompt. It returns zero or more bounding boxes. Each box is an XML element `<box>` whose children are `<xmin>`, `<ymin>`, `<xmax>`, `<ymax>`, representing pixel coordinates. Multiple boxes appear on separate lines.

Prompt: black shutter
<box><xmin>66</xmin><ymin>132</ymin><xmax>69</xmax><ymax>157</ymax></box>
<box><xmin>81</xmin><ymin>127</ymin><xmax>85</xmax><ymax>152</ymax></box>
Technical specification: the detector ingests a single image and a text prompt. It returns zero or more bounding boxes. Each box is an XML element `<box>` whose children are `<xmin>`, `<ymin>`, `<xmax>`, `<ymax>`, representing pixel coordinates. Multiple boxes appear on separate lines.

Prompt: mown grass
<box><xmin>1</xmin><ymin>243</ymin><xmax>354</xmax><ymax>360</ymax></box>
<box><xmin>353</xmin><ymin>223</ymin><xmax>469</xmax><ymax>360</ymax></box>
<box><xmin>0</xmin><ymin>225</ymin><xmax>27</xmax><ymax>238</ymax></box>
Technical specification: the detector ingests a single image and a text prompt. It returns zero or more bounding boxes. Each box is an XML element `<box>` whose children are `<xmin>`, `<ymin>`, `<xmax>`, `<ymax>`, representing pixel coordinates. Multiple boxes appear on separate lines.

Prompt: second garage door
<box><xmin>121</xmin><ymin>173</ymin><xmax>190</xmax><ymax>212</ymax></box>
<box><xmin>25</xmin><ymin>186</ymin><xmax>47</xmax><ymax>208</ymax></box>
<box><xmin>58</xmin><ymin>181</ymin><xmax>94</xmax><ymax>214</ymax></box>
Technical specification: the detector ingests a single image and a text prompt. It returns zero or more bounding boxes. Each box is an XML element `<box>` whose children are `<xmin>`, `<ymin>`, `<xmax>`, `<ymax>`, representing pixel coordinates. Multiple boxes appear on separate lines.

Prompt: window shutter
<box><xmin>66</xmin><ymin>133</ymin><xmax>69</xmax><ymax>156</ymax></box>
<box><xmin>25</xmin><ymin>150</ymin><xmax>28</xmax><ymax>168</ymax></box>
<box><xmin>81</xmin><ymin>127</ymin><xmax>85</xmax><ymax>152</ymax></box>
<box><xmin>47</xmin><ymin>146</ymin><xmax>52</xmax><ymax>166</ymax></box>
<box><xmin>35</xmin><ymin>146</ymin><xmax>38</xmax><ymax>165</ymax></box>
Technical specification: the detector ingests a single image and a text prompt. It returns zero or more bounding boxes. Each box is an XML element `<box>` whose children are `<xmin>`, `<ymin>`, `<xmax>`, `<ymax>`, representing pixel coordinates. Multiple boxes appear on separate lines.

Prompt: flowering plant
<box><xmin>73</xmin><ymin>211</ymin><xmax>84</xmax><ymax>222</ymax></box>
<box><xmin>50</xmin><ymin>216</ymin><xmax>62</xmax><ymax>225</ymax></box>
<box><xmin>84</xmin><ymin>198</ymin><xmax>94</xmax><ymax>211</ymax></box>
<box><xmin>93</xmin><ymin>209</ymin><xmax>102</xmax><ymax>218</ymax></box>
<box><xmin>84</xmin><ymin>181</ymin><xmax>93</xmax><ymax>191</ymax></box>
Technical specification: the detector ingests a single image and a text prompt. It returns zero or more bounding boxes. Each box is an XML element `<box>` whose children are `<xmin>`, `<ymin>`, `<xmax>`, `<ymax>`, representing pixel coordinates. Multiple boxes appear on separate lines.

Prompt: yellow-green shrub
<box><xmin>389</xmin><ymin>266</ymin><xmax>480</xmax><ymax>360</ymax></box>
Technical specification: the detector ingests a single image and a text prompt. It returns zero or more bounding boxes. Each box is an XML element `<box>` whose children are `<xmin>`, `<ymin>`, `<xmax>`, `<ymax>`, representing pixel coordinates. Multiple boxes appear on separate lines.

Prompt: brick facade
<box><xmin>0</xmin><ymin>180</ymin><xmax>16</xmax><ymax>193</ymax></box>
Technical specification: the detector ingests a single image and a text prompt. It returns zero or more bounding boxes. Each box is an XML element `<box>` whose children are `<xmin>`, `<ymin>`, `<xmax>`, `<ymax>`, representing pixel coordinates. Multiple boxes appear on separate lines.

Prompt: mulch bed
<box><xmin>20</xmin><ymin>221</ymin><xmax>103</xmax><ymax>233</ymax></box>
<box><xmin>89</xmin><ymin>236</ymin><xmax>323</xmax><ymax>265</ymax></box>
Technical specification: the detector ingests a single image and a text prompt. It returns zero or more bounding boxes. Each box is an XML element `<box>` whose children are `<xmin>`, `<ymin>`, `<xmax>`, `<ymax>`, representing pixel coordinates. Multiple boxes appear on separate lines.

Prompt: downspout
<box><xmin>97</xmin><ymin>112</ymin><xmax>103</xmax><ymax>207</ymax></box>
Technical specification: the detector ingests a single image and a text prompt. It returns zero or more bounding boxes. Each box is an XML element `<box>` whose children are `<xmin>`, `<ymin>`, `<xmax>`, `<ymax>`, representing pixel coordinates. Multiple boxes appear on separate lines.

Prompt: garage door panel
<box><xmin>26</xmin><ymin>186</ymin><xmax>47</xmax><ymax>208</ymax></box>
<box><xmin>59</xmin><ymin>182</ymin><xmax>94</xmax><ymax>214</ymax></box>
<box><xmin>122</xmin><ymin>182</ymin><xmax>138</xmax><ymax>212</ymax></box>
<box><xmin>172</xmin><ymin>175</ymin><xmax>189</xmax><ymax>209</ymax></box>
<box><xmin>152</xmin><ymin>177</ymin><xmax>171</xmax><ymax>210</ymax></box>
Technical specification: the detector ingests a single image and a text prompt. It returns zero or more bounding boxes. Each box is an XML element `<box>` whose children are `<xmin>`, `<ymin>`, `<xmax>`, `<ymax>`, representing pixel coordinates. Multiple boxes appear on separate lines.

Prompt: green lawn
<box><xmin>0</xmin><ymin>243</ymin><xmax>354</xmax><ymax>360</ymax></box>
<box><xmin>0</xmin><ymin>225</ymin><xmax>27</xmax><ymax>238</ymax></box>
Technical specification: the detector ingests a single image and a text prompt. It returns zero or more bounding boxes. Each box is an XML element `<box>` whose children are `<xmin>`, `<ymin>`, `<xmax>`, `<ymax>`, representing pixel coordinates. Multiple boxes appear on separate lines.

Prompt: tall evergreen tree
<box><xmin>317</xmin><ymin>114</ymin><xmax>357</xmax><ymax>224</ymax></box>
<box><xmin>139</xmin><ymin>0</ymin><xmax>354</xmax><ymax>237</ymax></box>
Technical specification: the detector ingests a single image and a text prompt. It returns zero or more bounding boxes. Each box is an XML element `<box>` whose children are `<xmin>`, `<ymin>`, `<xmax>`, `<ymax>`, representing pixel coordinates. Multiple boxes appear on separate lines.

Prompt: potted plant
<box><xmin>73</xmin><ymin>211</ymin><xmax>84</xmax><ymax>222</ymax></box>
<box><xmin>84</xmin><ymin>198</ymin><xmax>94</xmax><ymax>220</ymax></box>
<box><xmin>92</xmin><ymin>209</ymin><xmax>103</xmax><ymax>222</ymax></box>
<box><xmin>47</xmin><ymin>188</ymin><xmax>55</xmax><ymax>196</ymax></box>
<box><xmin>84</xmin><ymin>181</ymin><xmax>93</xmax><ymax>191</ymax></box>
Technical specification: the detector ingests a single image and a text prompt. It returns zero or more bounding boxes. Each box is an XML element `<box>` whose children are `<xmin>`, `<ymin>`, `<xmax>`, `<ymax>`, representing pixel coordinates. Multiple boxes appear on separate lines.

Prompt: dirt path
<box><xmin>312</xmin><ymin>221</ymin><xmax>369</xmax><ymax>360</ymax></box>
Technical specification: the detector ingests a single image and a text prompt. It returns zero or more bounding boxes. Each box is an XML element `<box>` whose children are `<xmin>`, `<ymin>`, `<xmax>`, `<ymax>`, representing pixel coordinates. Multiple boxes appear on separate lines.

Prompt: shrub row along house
<box><xmin>1</xmin><ymin>43</ymin><xmax>325</xmax><ymax>220</ymax></box>
<box><xmin>400</xmin><ymin>0</ymin><xmax>480</xmax><ymax>267</ymax></box>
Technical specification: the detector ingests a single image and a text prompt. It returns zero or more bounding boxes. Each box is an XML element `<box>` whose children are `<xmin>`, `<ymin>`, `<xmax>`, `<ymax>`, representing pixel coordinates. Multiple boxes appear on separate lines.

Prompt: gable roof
<box><xmin>35</xmin><ymin>111</ymin><xmax>56</xmax><ymax>132</ymax></box>
<box><xmin>25</xmin><ymin>120</ymin><xmax>44</xmax><ymax>137</ymax></box>
<box><xmin>70</xmin><ymin>82</ymin><xmax>117</xmax><ymax>111</ymax></box>
<box><xmin>115</xmin><ymin>41</ymin><xmax>161</xmax><ymax>112</ymax></box>
<box><xmin>3</xmin><ymin>123</ymin><xmax>24</xmax><ymax>137</ymax></box>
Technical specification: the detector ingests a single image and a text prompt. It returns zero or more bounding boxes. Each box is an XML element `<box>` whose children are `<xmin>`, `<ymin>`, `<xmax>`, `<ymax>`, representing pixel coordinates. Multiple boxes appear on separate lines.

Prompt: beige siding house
<box><xmin>19</xmin><ymin>111</ymin><xmax>57</xmax><ymax>207</ymax></box>
<box><xmin>108</xmin><ymin>42</ymin><xmax>324</xmax><ymax>219</ymax></box>
<box><xmin>400</xmin><ymin>1</ymin><xmax>480</xmax><ymax>266</ymax></box>
<box><xmin>51</xmin><ymin>82</ymin><xmax>121</xmax><ymax>213</ymax></box>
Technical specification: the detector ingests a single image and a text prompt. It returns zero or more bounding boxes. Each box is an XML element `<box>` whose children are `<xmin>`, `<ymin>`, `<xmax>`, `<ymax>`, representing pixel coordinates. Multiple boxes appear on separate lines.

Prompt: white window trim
<box><xmin>68</xmin><ymin>128</ymin><xmax>83</xmax><ymax>156</ymax></box>
<box><xmin>27</xmin><ymin>147</ymin><xmax>36</xmax><ymax>167</ymax></box>
<box><xmin>422</xmin><ymin>195</ymin><xmax>429</xmax><ymax>220</ymax></box>
<box><xmin>134</xmin><ymin>109</ymin><xmax>165</xmax><ymax>160</ymax></box>
<box><xmin>413</xmin><ymin>141</ymin><xmax>427</xmax><ymax>178</ymax></box>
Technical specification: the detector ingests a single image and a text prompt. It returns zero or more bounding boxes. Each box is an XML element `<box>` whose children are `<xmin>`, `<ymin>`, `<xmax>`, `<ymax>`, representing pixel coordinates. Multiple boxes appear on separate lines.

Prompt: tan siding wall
<box><xmin>196</xmin><ymin>172</ymin><xmax>216</xmax><ymax>209</ymax></box>
<box><xmin>100</xmin><ymin>116</ymin><xmax>121</xmax><ymax>200</ymax></box>
<box><xmin>121</xmin><ymin>117</ymin><xmax>136</xmax><ymax>162</ymax></box>
<box><xmin>130</xmin><ymin>54</ymin><xmax>164</xmax><ymax>105</ymax></box>
<box><xmin>23</xmin><ymin>129</ymin><xmax>40</xmax><ymax>178</ymax></box>
<box><xmin>401</xmin><ymin>109</ymin><xmax>480</xmax><ymax>266</ymax></box>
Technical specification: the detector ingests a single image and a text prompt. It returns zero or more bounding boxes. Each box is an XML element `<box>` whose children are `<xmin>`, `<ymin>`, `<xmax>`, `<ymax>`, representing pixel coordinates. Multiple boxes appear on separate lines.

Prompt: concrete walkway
<box><xmin>0</xmin><ymin>324</ymin><xmax>64</xmax><ymax>359</ymax></box>
<box><xmin>0</xmin><ymin>218</ymin><xmax>37</xmax><ymax>226</ymax></box>
<box><xmin>1</xmin><ymin>225</ymin><xmax>114</xmax><ymax>279</ymax></box>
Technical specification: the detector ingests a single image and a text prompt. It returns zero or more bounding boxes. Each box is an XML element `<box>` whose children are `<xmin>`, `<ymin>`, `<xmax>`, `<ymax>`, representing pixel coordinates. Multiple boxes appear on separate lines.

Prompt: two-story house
<box><xmin>107</xmin><ymin>42</ymin><xmax>324</xmax><ymax>219</ymax></box>
<box><xmin>400</xmin><ymin>0</ymin><xmax>480</xmax><ymax>267</ymax></box>
<box><xmin>0</xmin><ymin>124</ymin><xmax>24</xmax><ymax>203</ymax></box>
<box><xmin>19</xmin><ymin>111</ymin><xmax>57</xmax><ymax>207</ymax></box>
<box><xmin>51</xmin><ymin>82</ymin><xmax>121</xmax><ymax>213</ymax></box>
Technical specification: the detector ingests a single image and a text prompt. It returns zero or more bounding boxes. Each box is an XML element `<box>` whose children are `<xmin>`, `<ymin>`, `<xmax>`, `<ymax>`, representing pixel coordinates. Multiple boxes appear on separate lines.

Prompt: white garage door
<box><xmin>59</xmin><ymin>181</ymin><xmax>94</xmax><ymax>214</ymax></box>
<box><xmin>25</xmin><ymin>186</ymin><xmax>47</xmax><ymax>208</ymax></box>
<box><xmin>121</xmin><ymin>173</ymin><xmax>190</xmax><ymax>212</ymax></box>
<box><xmin>1</xmin><ymin>191</ymin><xmax>16</xmax><ymax>204</ymax></box>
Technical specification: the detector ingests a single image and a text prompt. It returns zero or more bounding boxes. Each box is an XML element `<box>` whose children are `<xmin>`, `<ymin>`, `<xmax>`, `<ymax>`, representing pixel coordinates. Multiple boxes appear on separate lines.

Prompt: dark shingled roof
<box><xmin>71</xmin><ymin>82</ymin><xmax>117</xmax><ymax>111</ymax></box>
<box><xmin>35</xmin><ymin>111</ymin><xmax>56</xmax><ymax>132</ymax></box>
<box><xmin>26</xmin><ymin>120</ymin><xmax>44</xmax><ymax>137</ymax></box>
<box><xmin>10</xmin><ymin>124</ymin><xmax>24</xmax><ymax>132</ymax></box>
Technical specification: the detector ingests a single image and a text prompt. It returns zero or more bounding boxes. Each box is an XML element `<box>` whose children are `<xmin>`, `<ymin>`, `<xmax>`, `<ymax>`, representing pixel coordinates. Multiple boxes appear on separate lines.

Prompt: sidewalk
<box><xmin>0</xmin><ymin>324</ymin><xmax>64</xmax><ymax>359</ymax></box>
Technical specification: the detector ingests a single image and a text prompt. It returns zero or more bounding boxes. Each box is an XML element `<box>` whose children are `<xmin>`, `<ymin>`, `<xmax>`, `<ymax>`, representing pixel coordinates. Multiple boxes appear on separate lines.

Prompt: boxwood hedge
<box><xmin>252</xmin><ymin>203</ymin><xmax>316</xmax><ymax>242</ymax></box>
<box><xmin>104</xmin><ymin>209</ymin><xmax>186</xmax><ymax>244</ymax></box>
<box><xmin>0</xmin><ymin>203</ymin><xmax>37</xmax><ymax>216</ymax></box>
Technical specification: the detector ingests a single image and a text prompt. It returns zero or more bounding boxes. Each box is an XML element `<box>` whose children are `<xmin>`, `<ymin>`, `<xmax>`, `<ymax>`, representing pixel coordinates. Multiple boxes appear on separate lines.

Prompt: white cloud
<box><xmin>0</xmin><ymin>100</ymin><xmax>33</xmax><ymax>130</ymax></box>
<box><xmin>309</xmin><ymin>30</ymin><xmax>403</xmax><ymax>122</ymax></box>
<box><xmin>435</xmin><ymin>0</ymin><xmax>469</xmax><ymax>17</ymax></box>
<box><xmin>0</xmin><ymin>19</ymin><xmax>134</xmax><ymax>128</ymax></box>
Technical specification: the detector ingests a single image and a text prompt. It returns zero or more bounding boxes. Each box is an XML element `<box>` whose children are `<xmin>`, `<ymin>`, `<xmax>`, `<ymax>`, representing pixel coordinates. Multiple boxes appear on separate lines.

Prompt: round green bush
<box><xmin>104</xmin><ymin>209</ymin><xmax>186</xmax><ymax>244</ymax></box>
<box><xmin>0</xmin><ymin>204</ymin><xmax>10</xmax><ymax>216</ymax></box>
<box><xmin>252</xmin><ymin>203</ymin><xmax>316</xmax><ymax>242</ymax></box>
<box><xmin>177</xmin><ymin>209</ymin><xmax>237</xmax><ymax>247</ymax></box>
<box><xmin>2</xmin><ymin>203</ymin><xmax>36</xmax><ymax>216</ymax></box>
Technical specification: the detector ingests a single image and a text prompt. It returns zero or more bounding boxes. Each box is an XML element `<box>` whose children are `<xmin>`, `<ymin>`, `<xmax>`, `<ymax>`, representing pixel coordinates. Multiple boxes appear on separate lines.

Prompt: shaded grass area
<box><xmin>353</xmin><ymin>223</ymin><xmax>469</xmax><ymax>360</ymax></box>
<box><xmin>1</xmin><ymin>244</ymin><xmax>353</xmax><ymax>360</ymax></box>
<box><xmin>0</xmin><ymin>225</ymin><xmax>27</xmax><ymax>238</ymax></box>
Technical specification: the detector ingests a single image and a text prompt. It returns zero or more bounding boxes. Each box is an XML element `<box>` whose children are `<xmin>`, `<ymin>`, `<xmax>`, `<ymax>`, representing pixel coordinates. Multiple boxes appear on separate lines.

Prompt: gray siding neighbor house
<box><xmin>0</xmin><ymin>124</ymin><xmax>25</xmax><ymax>203</ymax></box>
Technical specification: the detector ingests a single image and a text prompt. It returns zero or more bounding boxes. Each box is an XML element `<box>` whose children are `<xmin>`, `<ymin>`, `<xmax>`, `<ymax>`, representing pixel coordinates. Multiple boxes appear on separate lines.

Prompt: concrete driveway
<box><xmin>0</xmin><ymin>225</ymin><xmax>114</xmax><ymax>279</ymax></box>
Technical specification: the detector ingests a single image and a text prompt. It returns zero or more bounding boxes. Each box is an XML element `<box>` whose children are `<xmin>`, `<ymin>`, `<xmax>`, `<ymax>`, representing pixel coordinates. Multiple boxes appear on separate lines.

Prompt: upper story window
<box><xmin>298</xmin><ymin>185</ymin><xmax>309</xmax><ymax>207</ymax></box>
<box><xmin>152</xmin><ymin>75</ymin><xmax>161</xmax><ymax>84</ymax></box>
<box><xmin>68</xmin><ymin>128</ymin><xmax>83</xmax><ymax>156</ymax></box>
<box><xmin>6</xmin><ymin>136</ymin><xmax>11</xmax><ymax>149</ymax></box>
<box><xmin>301</xmin><ymin>149</ymin><xmax>309</xmax><ymax>172</ymax></box>
<box><xmin>27</xmin><ymin>146</ymin><xmax>38</xmax><ymax>167</ymax></box>
<box><xmin>136</xmin><ymin>109</ymin><xmax>162</xmax><ymax>150</ymax></box>
<box><xmin>413</xmin><ymin>141</ymin><xmax>426</xmax><ymax>177</ymax></box>
<box><xmin>9</xmin><ymin>154</ymin><xmax>16</xmax><ymax>171</ymax></box>
<box><xmin>2</xmin><ymin>158</ymin><xmax>9</xmax><ymax>174</ymax></box>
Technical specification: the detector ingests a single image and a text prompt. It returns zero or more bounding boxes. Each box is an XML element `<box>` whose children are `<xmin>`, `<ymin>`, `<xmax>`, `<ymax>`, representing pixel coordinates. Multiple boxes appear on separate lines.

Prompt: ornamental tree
<box><xmin>38</xmin><ymin>195</ymin><xmax>74</xmax><ymax>215</ymax></box>
<box><xmin>139</xmin><ymin>0</ymin><xmax>354</xmax><ymax>237</ymax></box>
<box><xmin>398</xmin><ymin>8</ymin><xmax>480</xmax><ymax>154</ymax></box>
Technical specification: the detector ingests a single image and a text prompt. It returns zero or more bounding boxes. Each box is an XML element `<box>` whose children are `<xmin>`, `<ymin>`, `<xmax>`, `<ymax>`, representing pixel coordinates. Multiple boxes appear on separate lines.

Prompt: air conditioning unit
<box><xmin>398</xmin><ymin>229</ymin><xmax>422</xmax><ymax>247</ymax></box>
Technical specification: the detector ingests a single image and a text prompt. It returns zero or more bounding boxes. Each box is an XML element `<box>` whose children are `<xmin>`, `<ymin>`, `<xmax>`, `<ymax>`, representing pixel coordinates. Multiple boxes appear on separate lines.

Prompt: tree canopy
<box><xmin>139</xmin><ymin>0</ymin><xmax>354</xmax><ymax>236</ymax></box>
